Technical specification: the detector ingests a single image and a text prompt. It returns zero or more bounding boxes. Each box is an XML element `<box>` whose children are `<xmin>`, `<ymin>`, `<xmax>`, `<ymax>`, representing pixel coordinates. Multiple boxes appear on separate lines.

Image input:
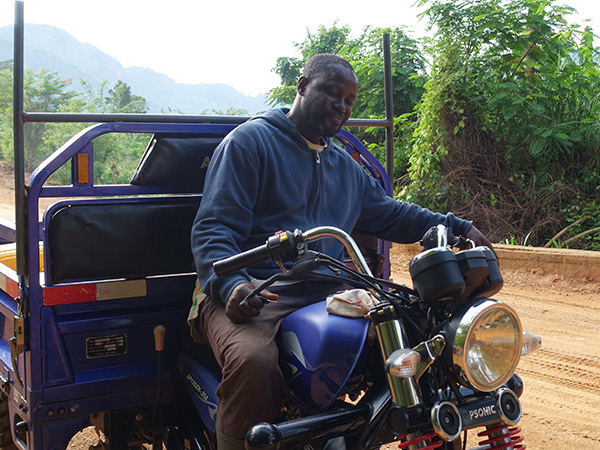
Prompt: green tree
<box><xmin>0</xmin><ymin>61</ymin><xmax>14</xmax><ymax>164</ymax></box>
<box><xmin>405</xmin><ymin>0</ymin><xmax>600</xmax><ymax>247</ymax></box>
<box><xmin>0</xmin><ymin>67</ymin><xmax>80</xmax><ymax>171</ymax></box>
<box><xmin>345</xmin><ymin>26</ymin><xmax>426</xmax><ymax>118</ymax></box>
<box><xmin>343</xmin><ymin>26</ymin><xmax>426</xmax><ymax>187</ymax></box>
<box><xmin>107</xmin><ymin>80</ymin><xmax>147</xmax><ymax>113</ymax></box>
<box><xmin>202</xmin><ymin>106</ymin><xmax>249</xmax><ymax>116</ymax></box>
<box><xmin>81</xmin><ymin>79</ymin><xmax>148</xmax><ymax>114</ymax></box>
<box><xmin>0</xmin><ymin>70</ymin><xmax>151</xmax><ymax>185</ymax></box>
<box><xmin>80</xmin><ymin>79</ymin><xmax>150</xmax><ymax>183</ymax></box>
<box><xmin>269</xmin><ymin>24</ymin><xmax>425</xmax><ymax>116</ymax></box>
<box><xmin>269</xmin><ymin>24</ymin><xmax>353</xmax><ymax>106</ymax></box>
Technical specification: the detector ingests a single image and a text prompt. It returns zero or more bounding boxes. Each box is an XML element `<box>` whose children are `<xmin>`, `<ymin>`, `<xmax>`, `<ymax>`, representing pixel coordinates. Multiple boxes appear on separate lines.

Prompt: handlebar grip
<box><xmin>213</xmin><ymin>244</ymin><xmax>270</xmax><ymax>276</ymax></box>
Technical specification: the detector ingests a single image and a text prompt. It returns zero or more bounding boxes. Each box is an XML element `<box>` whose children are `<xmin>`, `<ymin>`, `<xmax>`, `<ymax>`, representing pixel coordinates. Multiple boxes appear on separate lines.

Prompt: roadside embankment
<box><xmin>392</xmin><ymin>243</ymin><xmax>600</xmax><ymax>283</ymax></box>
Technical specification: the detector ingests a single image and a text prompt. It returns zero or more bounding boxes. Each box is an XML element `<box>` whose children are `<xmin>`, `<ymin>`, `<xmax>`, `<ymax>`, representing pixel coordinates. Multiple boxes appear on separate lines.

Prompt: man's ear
<box><xmin>297</xmin><ymin>76</ymin><xmax>309</xmax><ymax>95</ymax></box>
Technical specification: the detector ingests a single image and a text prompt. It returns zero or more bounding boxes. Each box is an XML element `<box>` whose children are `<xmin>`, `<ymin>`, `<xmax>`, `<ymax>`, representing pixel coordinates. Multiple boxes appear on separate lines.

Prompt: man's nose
<box><xmin>333</xmin><ymin>99</ymin><xmax>348</xmax><ymax>113</ymax></box>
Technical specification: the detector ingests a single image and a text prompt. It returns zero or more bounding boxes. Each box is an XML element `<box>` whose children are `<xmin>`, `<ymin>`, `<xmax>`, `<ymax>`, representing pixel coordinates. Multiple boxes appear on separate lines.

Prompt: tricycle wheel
<box><xmin>0</xmin><ymin>395</ymin><xmax>17</xmax><ymax>450</ymax></box>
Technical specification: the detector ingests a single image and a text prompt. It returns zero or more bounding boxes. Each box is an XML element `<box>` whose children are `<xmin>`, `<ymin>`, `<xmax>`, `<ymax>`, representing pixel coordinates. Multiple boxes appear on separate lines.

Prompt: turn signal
<box><xmin>385</xmin><ymin>349</ymin><xmax>421</xmax><ymax>378</ymax></box>
<box><xmin>521</xmin><ymin>332</ymin><xmax>542</xmax><ymax>356</ymax></box>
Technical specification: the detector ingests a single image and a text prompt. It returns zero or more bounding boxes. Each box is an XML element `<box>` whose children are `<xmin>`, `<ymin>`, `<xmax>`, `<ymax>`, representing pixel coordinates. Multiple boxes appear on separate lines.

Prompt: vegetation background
<box><xmin>0</xmin><ymin>0</ymin><xmax>598</xmax><ymax>250</ymax></box>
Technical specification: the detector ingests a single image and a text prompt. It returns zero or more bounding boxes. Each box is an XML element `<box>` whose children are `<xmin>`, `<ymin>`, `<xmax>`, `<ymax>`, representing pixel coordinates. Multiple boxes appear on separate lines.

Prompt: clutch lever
<box><xmin>240</xmin><ymin>252</ymin><xmax>323</xmax><ymax>309</ymax></box>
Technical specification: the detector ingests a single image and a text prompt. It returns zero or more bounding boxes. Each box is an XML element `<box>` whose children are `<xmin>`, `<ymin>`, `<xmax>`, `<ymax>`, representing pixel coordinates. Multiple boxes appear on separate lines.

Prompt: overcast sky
<box><xmin>1</xmin><ymin>0</ymin><xmax>598</xmax><ymax>96</ymax></box>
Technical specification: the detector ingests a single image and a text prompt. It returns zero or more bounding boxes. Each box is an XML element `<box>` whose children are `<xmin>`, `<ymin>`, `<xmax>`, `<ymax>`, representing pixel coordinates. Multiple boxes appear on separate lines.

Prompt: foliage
<box><xmin>268</xmin><ymin>24</ymin><xmax>426</xmax><ymax>116</ymax></box>
<box><xmin>0</xmin><ymin>64</ymin><xmax>151</xmax><ymax>185</ymax></box>
<box><xmin>79</xmin><ymin>79</ymin><xmax>150</xmax><ymax>184</ymax></box>
<box><xmin>548</xmin><ymin>201</ymin><xmax>600</xmax><ymax>250</ymax></box>
<box><xmin>200</xmin><ymin>106</ymin><xmax>249</xmax><ymax>116</ymax></box>
<box><xmin>0</xmin><ymin>63</ymin><xmax>14</xmax><ymax>165</ymax></box>
<box><xmin>81</xmin><ymin>79</ymin><xmax>148</xmax><ymax>114</ymax></box>
<box><xmin>0</xmin><ymin>66</ymin><xmax>79</xmax><ymax>169</ymax></box>
<box><xmin>403</xmin><ymin>0</ymin><xmax>600</xmax><ymax>247</ymax></box>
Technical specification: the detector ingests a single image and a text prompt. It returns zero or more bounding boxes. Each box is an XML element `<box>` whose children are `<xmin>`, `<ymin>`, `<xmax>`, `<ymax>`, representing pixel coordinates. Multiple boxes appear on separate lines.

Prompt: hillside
<box><xmin>0</xmin><ymin>24</ymin><xmax>269</xmax><ymax>113</ymax></box>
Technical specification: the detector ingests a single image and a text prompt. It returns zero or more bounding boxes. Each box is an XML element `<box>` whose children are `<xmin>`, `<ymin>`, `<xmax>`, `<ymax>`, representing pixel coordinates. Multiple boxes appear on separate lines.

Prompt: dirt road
<box><xmin>1</xmin><ymin>161</ymin><xmax>599</xmax><ymax>448</ymax></box>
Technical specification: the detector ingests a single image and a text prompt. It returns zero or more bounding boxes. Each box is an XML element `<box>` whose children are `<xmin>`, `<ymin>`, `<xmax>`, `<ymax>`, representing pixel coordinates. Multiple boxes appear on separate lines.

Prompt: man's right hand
<box><xmin>225</xmin><ymin>282</ymin><xmax>279</xmax><ymax>323</ymax></box>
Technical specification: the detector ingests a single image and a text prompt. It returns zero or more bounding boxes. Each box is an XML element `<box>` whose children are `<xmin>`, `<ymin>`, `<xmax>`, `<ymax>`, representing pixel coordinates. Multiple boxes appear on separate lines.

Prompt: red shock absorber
<box><xmin>398</xmin><ymin>431</ymin><xmax>443</xmax><ymax>450</ymax></box>
<box><xmin>478</xmin><ymin>424</ymin><xmax>526</xmax><ymax>449</ymax></box>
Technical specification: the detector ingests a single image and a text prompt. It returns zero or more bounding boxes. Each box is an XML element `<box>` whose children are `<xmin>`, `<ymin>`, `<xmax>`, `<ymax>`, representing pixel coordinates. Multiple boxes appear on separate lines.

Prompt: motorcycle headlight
<box><xmin>446</xmin><ymin>299</ymin><xmax>523</xmax><ymax>392</ymax></box>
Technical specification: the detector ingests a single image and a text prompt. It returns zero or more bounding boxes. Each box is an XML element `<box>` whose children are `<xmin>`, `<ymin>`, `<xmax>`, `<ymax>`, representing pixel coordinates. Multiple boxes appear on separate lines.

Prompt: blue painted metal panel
<box><xmin>278</xmin><ymin>301</ymin><xmax>370</xmax><ymax>413</ymax></box>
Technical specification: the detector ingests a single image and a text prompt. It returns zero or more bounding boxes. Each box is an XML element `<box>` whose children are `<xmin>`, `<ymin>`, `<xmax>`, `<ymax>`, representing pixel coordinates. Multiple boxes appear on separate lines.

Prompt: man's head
<box><xmin>287</xmin><ymin>54</ymin><xmax>358</xmax><ymax>143</ymax></box>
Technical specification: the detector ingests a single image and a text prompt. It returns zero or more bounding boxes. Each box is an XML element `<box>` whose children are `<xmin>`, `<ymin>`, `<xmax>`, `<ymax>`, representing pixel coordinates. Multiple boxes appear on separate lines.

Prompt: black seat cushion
<box><xmin>130</xmin><ymin>135</ymin><xmax>224</xmax><ymax>192</ymax></box>
<box><xmin>47</xmin><ymin>196</ymin><xmax>201</xmax><ymax>284</ymax></box>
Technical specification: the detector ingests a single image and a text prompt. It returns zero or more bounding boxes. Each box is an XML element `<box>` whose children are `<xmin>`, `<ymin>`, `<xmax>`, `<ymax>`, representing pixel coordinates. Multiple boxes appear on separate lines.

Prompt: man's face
<box><xmin>300</xmin><ymin>64</ymin><xmax>358</xmax><ymax>139</ymax></box>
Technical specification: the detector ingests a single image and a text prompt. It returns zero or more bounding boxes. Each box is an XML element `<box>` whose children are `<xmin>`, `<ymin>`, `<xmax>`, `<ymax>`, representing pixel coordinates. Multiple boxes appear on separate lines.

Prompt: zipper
<box><xmin>308</xmin><ymin>150</ymin><xmax>322</xmax><ymax>226</ymax></box>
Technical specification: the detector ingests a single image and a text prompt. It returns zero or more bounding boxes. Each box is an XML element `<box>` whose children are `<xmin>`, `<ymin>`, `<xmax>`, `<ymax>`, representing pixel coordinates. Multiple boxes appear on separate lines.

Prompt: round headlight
<box><xmin>448</xmin><ymin>299</ymin><xmax>523</xmax><ymax>392</ymax></box>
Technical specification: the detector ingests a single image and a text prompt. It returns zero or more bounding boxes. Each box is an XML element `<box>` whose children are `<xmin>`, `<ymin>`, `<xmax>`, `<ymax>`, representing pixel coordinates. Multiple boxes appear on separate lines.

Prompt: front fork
<box><xmin>370</xmin><ymin>304</ymin><xmax>438</xmax><ymax>450</ymax></box>
<box><xmin>373</xmin><ymin>308</ymin><xmax>422</xmax><ymax>408</ymax></box>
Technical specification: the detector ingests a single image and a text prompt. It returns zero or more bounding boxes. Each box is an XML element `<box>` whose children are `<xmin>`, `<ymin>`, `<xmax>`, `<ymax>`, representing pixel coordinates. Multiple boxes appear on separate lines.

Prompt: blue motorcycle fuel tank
<box><xmin>277</xmin><ymin>300</ymin><xmax>370</xmax><ymax>413</ymax></box>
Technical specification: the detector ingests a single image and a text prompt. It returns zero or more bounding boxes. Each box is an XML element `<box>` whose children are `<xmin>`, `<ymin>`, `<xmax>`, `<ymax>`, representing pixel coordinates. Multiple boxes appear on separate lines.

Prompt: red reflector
<box><xmin>44</xmin><ymin>284</ymin><xmax>97</xmax><ymax>305</ymax></box>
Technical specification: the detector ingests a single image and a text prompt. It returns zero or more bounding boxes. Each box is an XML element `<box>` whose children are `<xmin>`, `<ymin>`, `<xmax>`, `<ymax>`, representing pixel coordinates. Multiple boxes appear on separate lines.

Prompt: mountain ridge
<box><xmin>0</xmin><ymin>24</ymin><xmax>269</xmax><ymax>113</ymax></box>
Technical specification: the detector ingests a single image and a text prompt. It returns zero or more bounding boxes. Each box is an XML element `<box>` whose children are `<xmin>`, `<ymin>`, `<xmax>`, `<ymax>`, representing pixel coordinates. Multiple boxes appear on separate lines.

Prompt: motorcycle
<box><xmin>174</xmin><ymin>224</ymin><xmax>542</xmax><ymax>450</ymax></box>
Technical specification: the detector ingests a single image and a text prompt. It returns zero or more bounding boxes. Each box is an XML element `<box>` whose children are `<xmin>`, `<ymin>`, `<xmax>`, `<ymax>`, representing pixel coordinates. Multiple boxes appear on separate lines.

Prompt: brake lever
<box><xmin>240</xmin><ymin>272</ymin><xmax>287</xmax><ymax>309</ymax></box>
<box><xmin>240</xmin><ymin>253</ymin><xmax>323</xmax><ymax>309</ymax></box>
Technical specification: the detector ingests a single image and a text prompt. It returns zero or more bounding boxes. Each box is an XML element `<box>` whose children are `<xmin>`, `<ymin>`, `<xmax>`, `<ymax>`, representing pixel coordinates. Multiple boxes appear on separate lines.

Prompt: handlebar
<box><xmin>213</xmin><ymin>227</ymin><xmax>375</xmax><ymax>312</ymax></box>
<box><xmin>212</xmin><ymin>224</ymin><xmax>466</xmax><ymax>311</ymax></box>
<box><xmin>213</xmin><ymin>226</ymin><xmax>374</xmax><ymax>278</ymax></box>
<box><xmin>213</xmin><ymin>230</ymin><xmax>299</xmax><ymax>277</ymax></box>
<box><xmin>213</xmin><ymin>244</ymin><xmax>271</xmax><ymax>276</ymax></box>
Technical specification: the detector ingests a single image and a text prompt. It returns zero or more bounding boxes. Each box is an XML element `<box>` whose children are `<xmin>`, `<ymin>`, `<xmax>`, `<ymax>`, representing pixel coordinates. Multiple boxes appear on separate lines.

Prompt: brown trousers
<box><xmin>192</xmin><ymin>280</ymin><xmax>346</xmax><ymax>440</ymax></box>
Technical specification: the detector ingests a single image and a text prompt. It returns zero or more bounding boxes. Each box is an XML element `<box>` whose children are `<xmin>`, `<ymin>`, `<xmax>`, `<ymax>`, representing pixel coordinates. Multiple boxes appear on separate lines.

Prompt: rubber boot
<box><xmin>216</xmin><ymin>429</ymin><xmax>246</xmax><ymax>450</ymax></box>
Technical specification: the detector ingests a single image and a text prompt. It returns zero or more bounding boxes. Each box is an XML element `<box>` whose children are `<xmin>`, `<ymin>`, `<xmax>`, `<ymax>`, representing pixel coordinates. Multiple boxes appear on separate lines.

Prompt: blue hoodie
<box><xmin>191</xmin><ymin>108</ymin><xmax>471</xmax><ymax>302</ymax></box>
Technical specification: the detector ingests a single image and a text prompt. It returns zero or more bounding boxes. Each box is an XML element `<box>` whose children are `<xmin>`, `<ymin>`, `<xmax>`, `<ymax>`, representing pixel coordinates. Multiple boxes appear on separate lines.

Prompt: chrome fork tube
<box><xmin>375</xmin><ymin>319</ymin><xmax>421</xmax><ymax>406</ymax></box>
<box><xmin>375</xmin><ymin>317</ymin><xmax>431</xmax><ymax>449</ymax></box>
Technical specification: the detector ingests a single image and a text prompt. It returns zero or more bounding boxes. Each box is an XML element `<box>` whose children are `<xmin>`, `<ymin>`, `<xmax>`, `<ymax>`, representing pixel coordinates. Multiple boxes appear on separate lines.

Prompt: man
<box><xmin>190</xmin><ymin>53</ymin><xmax>492</xmax><ymax>449</ymax></box>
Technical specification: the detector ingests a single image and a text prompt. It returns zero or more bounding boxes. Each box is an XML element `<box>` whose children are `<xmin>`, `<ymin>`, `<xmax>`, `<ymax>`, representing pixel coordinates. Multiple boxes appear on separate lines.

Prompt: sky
<box><xmin>1</xmin><ymin>0</ymin><xmax>599</xmax><ymax>97</ymax></box>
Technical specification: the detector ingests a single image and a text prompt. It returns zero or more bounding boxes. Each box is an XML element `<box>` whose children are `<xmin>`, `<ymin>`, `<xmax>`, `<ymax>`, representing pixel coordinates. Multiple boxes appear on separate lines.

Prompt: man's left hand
<box><xmin>466</xmin><ymin>225</ymin><xmax>497</xmax><ymax>257</ymax></box>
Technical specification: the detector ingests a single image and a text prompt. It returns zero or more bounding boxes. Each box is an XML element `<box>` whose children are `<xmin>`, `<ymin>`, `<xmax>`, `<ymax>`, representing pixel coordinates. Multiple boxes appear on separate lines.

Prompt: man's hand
<box><xmin>225</xmin><ymin>282</ymin><xmax>279</xmax><ymax>324</ymax></box>
<box><xmin>466</xmin><ymin>225</ymin><xmax>497</xmax><ymax>257</ymax></box>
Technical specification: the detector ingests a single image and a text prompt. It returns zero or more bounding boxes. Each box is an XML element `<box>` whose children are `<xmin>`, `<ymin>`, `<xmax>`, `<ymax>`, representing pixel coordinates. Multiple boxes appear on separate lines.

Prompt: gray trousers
<box><xmin>191</xmin><ymin>280</ymin><xmax>347</xmax><ymax>440</ymax></box>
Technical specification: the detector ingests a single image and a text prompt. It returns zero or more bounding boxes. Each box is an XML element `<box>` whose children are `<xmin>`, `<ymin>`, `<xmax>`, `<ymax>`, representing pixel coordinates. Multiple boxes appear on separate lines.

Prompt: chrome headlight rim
<box><xmin>448</xmin><ymin>299</ymin><xmax>523</xmax><ymax>392</ymax></box>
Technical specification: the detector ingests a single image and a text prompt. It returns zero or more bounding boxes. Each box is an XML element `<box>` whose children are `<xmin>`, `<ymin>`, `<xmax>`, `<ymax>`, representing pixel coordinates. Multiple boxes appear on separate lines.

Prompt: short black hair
<box><xmin>302</xmin><ymin>53</ymin><xmax>355</xmax><ymax>79</ymax></box>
